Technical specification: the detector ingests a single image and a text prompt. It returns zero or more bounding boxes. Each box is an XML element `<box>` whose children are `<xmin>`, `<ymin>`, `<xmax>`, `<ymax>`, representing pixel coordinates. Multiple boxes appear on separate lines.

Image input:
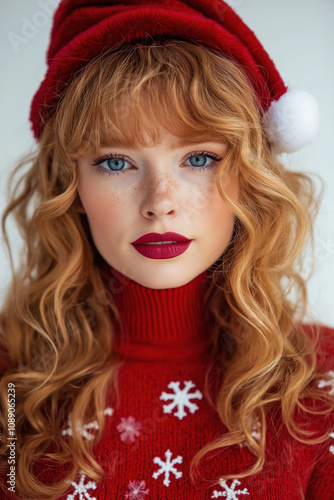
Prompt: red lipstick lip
<box><xmin>132</xmin><ymin>240</ymin><xmax>192</xmax><ymax>259</ymax></box>
<box><xmin>132</xmin><ymin>232</ymin><xmax>191</xmax><ymax>244</ymax></box>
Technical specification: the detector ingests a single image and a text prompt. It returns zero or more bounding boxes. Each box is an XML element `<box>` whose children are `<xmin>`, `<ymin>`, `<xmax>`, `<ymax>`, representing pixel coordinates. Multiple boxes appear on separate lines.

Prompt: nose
<box><xmin>140</xmin><ymin>172</ymin><xmax>180</xmax><ymax>219</ymax></box>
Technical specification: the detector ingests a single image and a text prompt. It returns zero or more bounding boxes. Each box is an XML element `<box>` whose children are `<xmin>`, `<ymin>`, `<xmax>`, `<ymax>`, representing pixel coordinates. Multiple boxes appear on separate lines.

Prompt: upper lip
<box><xmin>132</xmin><ymin>232</ymin><xmax>191</xmax><ymax>244</ymax></box>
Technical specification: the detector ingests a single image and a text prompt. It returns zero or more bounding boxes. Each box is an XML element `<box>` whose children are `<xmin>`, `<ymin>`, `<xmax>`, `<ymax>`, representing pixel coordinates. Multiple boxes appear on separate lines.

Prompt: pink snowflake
<box><xmin>117</xmin><ymin>416</ymin><xmax>142</xmax><ymax>443</ymax></box>
<box><xmin>125</xmin><ymin>480</ymin><xmax>149</xmax><ymax>499</ymax></box>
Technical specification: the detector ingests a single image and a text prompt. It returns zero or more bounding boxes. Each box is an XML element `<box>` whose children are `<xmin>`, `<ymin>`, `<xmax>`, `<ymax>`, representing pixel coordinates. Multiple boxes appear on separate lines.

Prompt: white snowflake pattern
<box><xmin>152</xmin><ymin>448</ymin><xmax>183</xmax><ymax>487</ymax></box>
<box><xmin>211</xmin><ymin>479</ymin><xmax>250</xmax><ymax>499</ymax></box>
<box><xmin>318</xmin><ymin>370</ymin><xmax>334</xmax><ymax>395</ymax></box>
<box><xmin>62</xmin><ymin>407</ymin><xmax>113</xmax><ymax>440</ymax></box>
<box><xmin>117</xmin><ymin>416</ymin><xmax>142</xmax><ymax>443</ymax></box>
<box><xmin>66</xmin><ymin>470</ymin><xmax>97</xmax><ymax>500</ymax></box>
<box><xmin>239</xmin><ymin>418</ymin><xmax>261</xmax><ymax>448</ymax></box>
<box><xmin>159</xmin><ymin>380</ymin><xmax>202</xmax><ymax>420</ymax></box>
<box><xmin>125</xmin><ymin>479</ymin><xmax>149</xmax><ymax>499</ymax></box>
<box><xmin>329</xmin><ymin>432</ymin><xmax>334</xmax><ymax>455</ymax></box>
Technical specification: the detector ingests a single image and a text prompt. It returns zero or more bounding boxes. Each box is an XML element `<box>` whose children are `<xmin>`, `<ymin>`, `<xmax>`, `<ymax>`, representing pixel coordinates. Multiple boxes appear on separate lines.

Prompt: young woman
<box><xmin>1</xmin><ymin>1</ymin><xmax>333</xmax><ymax>499</ymax></box>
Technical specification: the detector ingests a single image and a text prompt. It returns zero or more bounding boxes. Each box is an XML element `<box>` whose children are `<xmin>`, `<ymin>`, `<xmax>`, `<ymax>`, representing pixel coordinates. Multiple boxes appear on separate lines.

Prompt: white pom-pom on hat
<box><xmin>263</xmin><ymin>87</ymin><xmax>320</xmax><ymax>154</ymax></box>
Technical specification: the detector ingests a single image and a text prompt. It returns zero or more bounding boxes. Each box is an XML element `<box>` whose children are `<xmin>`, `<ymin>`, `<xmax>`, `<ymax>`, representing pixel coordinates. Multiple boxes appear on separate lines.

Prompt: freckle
<box><xmin>106</xmin><ymin>194</ymin><xmax>122</xmax><ymax>206</ymax></box>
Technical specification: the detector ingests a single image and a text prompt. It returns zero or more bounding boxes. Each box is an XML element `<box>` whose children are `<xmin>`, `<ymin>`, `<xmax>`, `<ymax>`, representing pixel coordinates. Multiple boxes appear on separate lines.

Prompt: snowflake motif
<box><xmin>152</xmin><ymin>448</ymin><xmax>183</xmax><ymax>487</ymax></box>
<box><xmin>117</xmin><ymin>416</ymin><xmax>142</xmax><ymax>443</ymax></box>
<box><xmin>211</xmin><ymin>479</ymin><xmax>250</xmax><ymax>499</ymax></box>
<box><xmin>239</xmin><ymin>418</ymin><xmax>261</xmax><ymax>448</ymax></box>
<box><xmin>66</xmin><ymin>470</ymin><xmax>97</xmax><ymax>500</ymax></box>
<box><xmin>159</xmin><ymin>380</ymin><xmax>202</xmax><ymax>420</ymax></box>
<box><xmin>318</xmin><ymin>370</ymin><xmax>334</xmax><ymax>395</ymax></box>
<box><xmin>62</xmin><ymin>407</ymin><xmax>113</xmax><ymax>440</ymax></box>
<box><xmin>125</xmin><ymin>479</ymin><xmax>149</xmax><ymax>499</ymax></box>
<box><xmin>329</xmin><ymin>432</ymin><xmax>334</xmax><ymax>455</ymax></box>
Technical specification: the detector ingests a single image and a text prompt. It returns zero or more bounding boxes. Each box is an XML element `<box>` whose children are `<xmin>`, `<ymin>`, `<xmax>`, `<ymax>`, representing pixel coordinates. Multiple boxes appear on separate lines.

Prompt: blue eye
<box><xmin>187</xmin><ymin>155</ymin><xmax>208</xmax><ymax>167</ymax></box>
<box><xmin>89</xmin><ymin>151</ymin><xmax>222</xmax><ymax>176</ymax></box>
<box><xmin>184</xmin><ymin>152</ymin><xmax>222</xmax><ymax>171</ymax></box>
<box><xmin>90</xmin><ymin>154</ymin><xmax>131</xmax><ymax>176</ymax></box>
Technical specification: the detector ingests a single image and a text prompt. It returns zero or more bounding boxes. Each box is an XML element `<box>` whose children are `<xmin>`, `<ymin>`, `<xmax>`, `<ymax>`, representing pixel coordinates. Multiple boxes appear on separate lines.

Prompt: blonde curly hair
<box><xmin>0</xmin><ymin>39</ymin><xmax>333</xmax><ymax>500</ymax></box>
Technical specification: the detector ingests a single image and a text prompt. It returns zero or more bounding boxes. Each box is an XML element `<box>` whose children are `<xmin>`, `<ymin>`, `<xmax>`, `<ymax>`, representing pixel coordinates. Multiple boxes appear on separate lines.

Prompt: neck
<box><xmin>100</xmin><ymin>264</ymin><xmax>212</xmax><ymax>363</ymax></box>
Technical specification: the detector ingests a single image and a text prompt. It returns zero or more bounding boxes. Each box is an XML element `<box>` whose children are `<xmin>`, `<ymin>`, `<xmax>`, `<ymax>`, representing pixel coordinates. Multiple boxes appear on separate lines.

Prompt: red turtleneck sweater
<box><xmin>2</xmin><ymin>266</ymin><xmax>334</xmax><ymax>499</ymax></box>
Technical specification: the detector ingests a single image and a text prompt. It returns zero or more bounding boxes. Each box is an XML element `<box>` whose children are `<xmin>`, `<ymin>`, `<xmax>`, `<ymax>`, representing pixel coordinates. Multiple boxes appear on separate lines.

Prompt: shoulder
<box><xmin>298</xmin><ymin>322</ymin><xmax>334</xmax><ymax>373</ymax></box>
<box><xmin>294</xmin><ymin>323</ymin><xmax>334</xmax><ymax>422</ymax></box>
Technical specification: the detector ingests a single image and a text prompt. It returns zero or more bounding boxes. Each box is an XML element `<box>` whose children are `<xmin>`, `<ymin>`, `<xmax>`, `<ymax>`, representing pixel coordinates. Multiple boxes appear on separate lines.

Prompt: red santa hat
<box><xmin>29</xmin><ymin>0</ymin><xmax>320</xmax><ymax>154</ymax></box>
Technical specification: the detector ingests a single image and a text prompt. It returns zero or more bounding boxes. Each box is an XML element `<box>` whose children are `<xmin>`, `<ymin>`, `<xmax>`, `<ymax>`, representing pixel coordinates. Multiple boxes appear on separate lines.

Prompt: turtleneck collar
<box><xmin>100</xmin><ymin>263</ymin><xmax>212</xmax><ymax>363</ymax></box>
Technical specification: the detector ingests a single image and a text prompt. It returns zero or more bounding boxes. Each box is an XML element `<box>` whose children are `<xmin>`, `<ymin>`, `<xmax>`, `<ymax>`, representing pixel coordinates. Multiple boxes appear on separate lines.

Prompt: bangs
<box><xmin>88</xmin><ymin>84</ymin><xmax>227</xmax><ymax>155</ymax></box>
<box><xmin>53</xmin><ymin>39</ymin><xmax>261</xmax><ymax>160</ymax></box>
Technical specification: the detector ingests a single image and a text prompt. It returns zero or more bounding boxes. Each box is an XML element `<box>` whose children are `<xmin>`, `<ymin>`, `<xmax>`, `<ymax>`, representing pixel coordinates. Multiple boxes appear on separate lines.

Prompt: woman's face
<box><xmin>76</xmin><ymin>127</ymin><xmax>238</xmax><ymax>289</ymax></box>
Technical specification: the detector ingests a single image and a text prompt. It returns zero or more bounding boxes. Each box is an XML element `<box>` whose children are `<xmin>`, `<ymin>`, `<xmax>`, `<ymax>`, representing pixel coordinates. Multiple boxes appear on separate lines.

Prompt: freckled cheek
<box><xmin>79</xmin><ymin>185</ymin><xmax>124</xmax><ymax>228</ymax></box>
<box><xmin>183</xmin><ymin>179</ymin><xmax>216</xmax><ymax>215</ymax></box>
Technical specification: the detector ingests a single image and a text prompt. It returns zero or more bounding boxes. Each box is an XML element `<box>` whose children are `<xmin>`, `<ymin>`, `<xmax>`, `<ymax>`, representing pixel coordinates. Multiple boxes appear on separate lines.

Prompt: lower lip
<box><xmin>132</xmin><ymin>241</ymin><xmax>192</xmax><ymax>259</ymax></box>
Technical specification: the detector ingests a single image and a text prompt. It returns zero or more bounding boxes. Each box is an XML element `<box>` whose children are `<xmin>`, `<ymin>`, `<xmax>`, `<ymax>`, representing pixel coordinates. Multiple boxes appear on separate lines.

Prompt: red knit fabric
<box><xmin>2</xmin><ymin>267</ymin><xmax>334</xmax><ymax>499</ymax></box>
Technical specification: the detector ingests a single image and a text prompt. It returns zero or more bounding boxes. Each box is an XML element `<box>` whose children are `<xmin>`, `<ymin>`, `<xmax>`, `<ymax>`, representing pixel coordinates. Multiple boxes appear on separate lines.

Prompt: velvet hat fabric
<box><xmin>29</xmin><ymin>0</ymin><xmax>319</xmax><ymax>153</ymax></box>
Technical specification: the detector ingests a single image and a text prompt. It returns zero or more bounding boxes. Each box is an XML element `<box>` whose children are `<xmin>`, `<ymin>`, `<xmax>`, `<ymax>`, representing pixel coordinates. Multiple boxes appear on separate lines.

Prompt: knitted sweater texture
<box><xmin>2</xmin><ymin>266</ymin><xmax>334</xmax><ymax>499</ymax></box>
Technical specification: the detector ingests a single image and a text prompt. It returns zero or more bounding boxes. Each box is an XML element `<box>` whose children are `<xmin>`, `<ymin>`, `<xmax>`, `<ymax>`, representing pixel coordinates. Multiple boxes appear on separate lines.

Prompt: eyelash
<box><xmin>89</xmin><ymin>151</ymin><xmax>223</xmax><ymax>176</ymax></box>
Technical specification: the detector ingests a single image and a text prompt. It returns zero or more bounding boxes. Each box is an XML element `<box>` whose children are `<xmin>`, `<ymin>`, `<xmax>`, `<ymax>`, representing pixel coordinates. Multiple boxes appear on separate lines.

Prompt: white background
<box><xmin>0</xmin><ymin>0</ymin><xmax>333</xmax><ymax>326</ymax></box>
